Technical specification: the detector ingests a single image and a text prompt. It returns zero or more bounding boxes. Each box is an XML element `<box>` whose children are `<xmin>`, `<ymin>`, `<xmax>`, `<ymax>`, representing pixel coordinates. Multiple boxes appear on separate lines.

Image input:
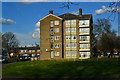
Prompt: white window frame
<box><xmin>80</xmin><ymin>43</ymin><xmax>90</xmax><ymax>49</ymax></box>
<box><xmin>54</xmin><ymin>44</ymin><xmax>60</xmax><ymax>48</ymax></box>
<box><xmin>54</xmin><ymin>28</ymin><xmax>59</xmax><ymax>33</ymax></box>
<box><xmin>72</xmin><ymin>43</ymin><xmax>76</xmax><ymax>48</ymax></box>
<box><xmin>71</xmin><ymin>35</ymin><xmax>76</xmax><ymax>40</ymax></box>
<box><xmin>66</xmin><ymin>51</ymin><xmax>71</xmax><ymax>56</ymax></box>
<box><xmin>66</xmin><ymin>20</ymin><xmax>70</xmax><ymax>25</ymax></box>
<box><xmin>50</xmin><ymin>21</ymin><xmax>54</xmax><ymax>27</ymax></box>
<box><xmin>66</xmin><ymin>28</ymin><xmax>70</xmax><ymax>32</ymax></box>
<box><xmin>66</xmin><ymin>43</ymin><xmax>70</xmax><ymax>48</ymax></box>
<box><xmin>55</xmin><ymin>52</ymin><xmax>60</xmax><ymax>56</ymax></box>
<box><xmin>80</xmin><ymin>52</ymin><xmax>90</xmax><ymax>58</ymax></box>
<box><xmin>79</xmin><ymin>20</ymin><xmax>89</xmax><ymax>26</ymax></box>
<box><xmin>29</xmin><ymin>50</ymin><xmax>32</xmax><ymax>52</ymax></box>
<box><xmin>66</xmin><ymin>36</ymin><xmax>71</xmax><ymax>40</ymax></box>
<box><xmin>80</xmin><ymin>36</ymin><xmax>90</xmax><ymax>41</ymax></box>
<box><xmin>54</xmin><ymin>36</ymin><xmax>60</xmax><ymax>40</ymax></box>
<box><xmin>54</xmin><ymin>20</ymin><xmax>59</xmax><ymax>25</ymax></box>
<box><xmin>79</xmin><ymin>28</ymin><xmax>90</xmax><ymax>33</ymax></box>
<box><xmin>32</xmin><ymin>50</ymin><xmax>35</xmax><ymax>52</ymax></box>
<box><xmin>72</xmin><ymin>51</ymin><xmax>76</xmax><ymax>56</ymax></box>
<box><xmin>71</xmin><ymin>28</ymin><xmax>76</xmax><ymax>32</ymax></box>
<box><xmin>71</xmin><ymin>20</ymin><xmax>76</xmax><ymax>25</ymax></box>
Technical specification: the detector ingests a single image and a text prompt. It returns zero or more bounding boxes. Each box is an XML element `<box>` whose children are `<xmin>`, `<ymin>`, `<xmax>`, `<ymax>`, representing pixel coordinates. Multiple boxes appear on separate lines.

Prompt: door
<box><xmin>51</xmin><ymin>51</ymin><xmax>54</xmax><ymax>58</ymax></box>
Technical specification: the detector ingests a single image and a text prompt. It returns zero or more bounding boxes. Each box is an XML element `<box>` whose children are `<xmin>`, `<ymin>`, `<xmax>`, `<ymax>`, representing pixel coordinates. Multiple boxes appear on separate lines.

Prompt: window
<box><xmin>80</xmin><ymin>43</ymin><xmax>90</xmax><ymax>49</ymax></box>
<box><xmin>71</xmin><ymin>20</ymin><xmax>76</xmax><ymax>27</ymax></box>
<box><xmin>24</xmin><ymin>50</ymin><xmax>27</xmax><ymax>52</ymax></box>
<box><xmin>29</xmin><ymin>50</ymin><xmax>32</xmax><ymax>52</ymax></box>
<box><xmin>37</xmin><ymin>50</ymin><xmax>40</xmax><ymax>52</ymax></box>
<box><xmin>72</xmin><ymin>43</ymin><xmax>76</xmax><ymax>48</ymax></box>
<box><xmin>50</xmin><ymin>36</ymin><xmax>54</xmax><ymax>42</ymax></box>
<box><xmin>50</xmin><ymin>28</ymin><xmax>54</xmax><ymax>35</ymax></box>
<box><xmin>54</xmin><ymin>28</ymin><xmax>59</xmax><ymax>33</ymax></box>
<box><xmin>66</xmin><ymin>28</ymin><xmax>70</xmax><ymax>32</ymax></box>
<box><xmin>66</xmin><ymin>43</ymin><xmax>70</xmax><ymax>48</ymax></box>
<box><xmin>21</xmin><ymin>50</ymin><xmax>23</xmax><ymax>52</ymax></box>
<box><xmin>66</xmin><ymin>51</ymin><xmax>71</xmax><ymax>56</ymax></box>
<box><xmin>79</xmin><ymin>20</ymin><xmax>89</xmax><ymax>26</ymax></box>
<box><xmin>71</xmin><ymin>20</ymin><xmax>76</xmax><ymax>25</ymax></box>
<box><xmin>71</xmin><ymin>28</ymin><xmax>76</xmax><ymax>32</ymax></box>
<box><xmin>71</xmin><ymin>36</ymin><xmax>76</xmax><ymax>40</ymax></box>
<box><xmin>66</xmin><ymin>20</ymin><xmax>70</xmax><ymax>26</ymax></box>
<box><xmin>50</xmin><ymin>21</ymin><xmax>54</xmax><ymax>27</ymax></box>
<box><xmin>54</xmin><ymin>20</ymin><xmax>59</xmax><ymax>25</ymax></box>
<box><xmin>54</xmin><ymin>36</ymin><xmax>60</xmax><ymax>40</ymax></box>
<box><xmin>32</xmin><ymin>50</ymin><xmax>35</xmax><ymax>52</ymax></box>
<box><xmin>66</xmin><ymin>36</ymin><xmax>71</xmax><ymax>40</ymax></box>
<box><xmin>79</xmin><ymin>28</ymin><xmax>90</xmax><ymax>33</ymax></box>
<box><xmin>80</xmin><ymin>36</ymin><xmax>90</xmax><ymax>41</ymax></box>
<box><xmin>54</xmin><ymin>44</ymin><xmax>60</xmax><ymax>48</ymax></box>
<box><xmin>80</xmin><ymin>52</ymin><xmax>90</xmax><ymax>58</ymax></box>
<box><xmin>55</xmin><ymin>52</ymin><xmax>60</xmax><ymax>56</ymax></box>
<box><xmin>72</xmin><ymin>51</ymin><xmax>76</xmax><ymax>56</ymax></box>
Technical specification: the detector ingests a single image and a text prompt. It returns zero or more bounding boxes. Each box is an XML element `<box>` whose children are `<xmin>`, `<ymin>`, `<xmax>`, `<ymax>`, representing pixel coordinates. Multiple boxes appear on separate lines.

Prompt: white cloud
<box><xmin>32</xmin><ymin>27</ymin><xmax>40</xmax><ymax>39</ymax></box>
<box><xmin>15</xmin><ymin>32</ymin><xmax>39</xmax><ymax>46</ymax></box>
<box><xmin>32</xmin><ymin>21</ymin><xmax>40</xmax><ymax>39</ymax></box>
<box><xmin>35</xmin><ymin>21</ymin><xmax>40</xmax><ymax>27</ymax></box>
<box><xmin>95</xmin><ymin>5</ymin><xmax>120</xmax><ymax>15</ymax></box>
<box><xmin>0</xmin><ymin>17</ymin><xmax>16</xmax><ymax>25</ymax></box>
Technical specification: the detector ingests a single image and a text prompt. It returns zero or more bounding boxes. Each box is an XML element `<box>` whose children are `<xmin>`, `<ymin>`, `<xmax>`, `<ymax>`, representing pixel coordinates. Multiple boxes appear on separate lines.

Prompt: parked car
<box><xmin>0</xmin><ymin>55</ymin><xmax>8</xmax><ymax>63</ymax></box>
<box><xmin>17</xmin><ymin>54</ymin><xmax>31</xmax><ymax>61</ymax></box>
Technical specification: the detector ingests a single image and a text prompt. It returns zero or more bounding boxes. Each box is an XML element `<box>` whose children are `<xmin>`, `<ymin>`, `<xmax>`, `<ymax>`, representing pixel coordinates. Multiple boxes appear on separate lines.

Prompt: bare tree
<box><xmin>2</xmin><ymin>32</ymin><xmax>19</xmax><ymax>57</ymax></box>
<box><xmin>93</xmin><ymin>18</ymin><xmax>112</xmax><ymax>40</ymax></box>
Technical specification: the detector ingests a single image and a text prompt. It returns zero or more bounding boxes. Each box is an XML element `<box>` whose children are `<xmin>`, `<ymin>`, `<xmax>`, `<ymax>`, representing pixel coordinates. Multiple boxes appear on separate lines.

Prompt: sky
<box><xmin>1</xmin><ymin>1</ymin><xmax>119</xmax><ymax>46</ymax></box>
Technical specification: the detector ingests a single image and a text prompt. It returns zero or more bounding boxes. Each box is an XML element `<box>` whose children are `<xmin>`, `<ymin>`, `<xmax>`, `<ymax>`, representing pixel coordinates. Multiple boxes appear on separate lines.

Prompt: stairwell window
<box><xmin>54</xmin><ymin>20</ymin><xmax>59</xmax><ymax>25</ymax></box>
<box><xmin>50</xmin><ymin>21</ymin><xmax>54</xmax><ymax>27</ymax></box>
<box><xmin>54</xmin><ymin>44</ymin><xmax>60</xmax><ymax>48</ymax></box>
<box><xmin>54</xmin><ymin>28</ymin><xmax>59</xmax><ymax>33</ymax></box>
<box><xmin>54</xmin><ymin>36</ymin><xmax>60</xmax><ymax>40</ymax></box>
<box><xmin>55</xmin><ymin>52</ymin><xmax>60</xmax><ymax>56</ymax></box>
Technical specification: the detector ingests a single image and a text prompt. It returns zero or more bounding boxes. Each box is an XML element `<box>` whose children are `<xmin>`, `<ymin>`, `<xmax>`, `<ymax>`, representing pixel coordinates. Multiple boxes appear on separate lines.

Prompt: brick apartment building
<box><xmin>40</xmin><ymin>8</ymin><xmax>93</xmax><ymax>60</ymax></box>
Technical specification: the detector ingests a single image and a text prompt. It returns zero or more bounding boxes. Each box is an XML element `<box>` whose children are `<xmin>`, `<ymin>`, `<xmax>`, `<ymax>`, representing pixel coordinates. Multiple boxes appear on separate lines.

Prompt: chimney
<box><xmin>49</xmin><ymin>10</ymin><xmax>53</xmax><ymax>14</ymax></box>
<box><xmin>79</xmin><ymin>8</ymin><xmax>82</xmax><ymax>15</ymax></box>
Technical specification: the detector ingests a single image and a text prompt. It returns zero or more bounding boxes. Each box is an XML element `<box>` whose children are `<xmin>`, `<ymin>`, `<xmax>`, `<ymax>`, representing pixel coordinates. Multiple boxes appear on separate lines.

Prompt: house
<box><xmin>14</xmin><ymin>45</ymin><xmax>40</xmax><ymax>58</ymax></box>
<box><xmin>40</xmin><ymin>8</ymin><xmax>93</xmax><ymax>60</ymax></box>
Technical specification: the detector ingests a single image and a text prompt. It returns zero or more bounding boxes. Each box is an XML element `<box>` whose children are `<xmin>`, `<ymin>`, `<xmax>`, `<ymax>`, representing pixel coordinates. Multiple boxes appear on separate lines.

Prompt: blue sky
<box><xmin>2</xmin><ymin>2</ymin><xmax>119</xmax><ymax>46</ymax></box>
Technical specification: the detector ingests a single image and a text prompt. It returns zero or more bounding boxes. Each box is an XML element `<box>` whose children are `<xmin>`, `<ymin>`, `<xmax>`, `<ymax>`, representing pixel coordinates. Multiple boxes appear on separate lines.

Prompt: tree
<box><xmin>96</xmin><ymin>32</ymin><xmax>116</xmax><ymax>56</ymax></box>
<box><xmin>2</xmin><ymin>32</ymin><xmax>19</xmax><ymax>57</ymax></box>
<box><xmin>93</xmin><ymin>18</ymin><xmax>112</xmax><ymax>40</ymax></box>
<box><xmin>93</xmin><ymin>18</ymin><xmax>118</xmax><ymax>57</ymax></box>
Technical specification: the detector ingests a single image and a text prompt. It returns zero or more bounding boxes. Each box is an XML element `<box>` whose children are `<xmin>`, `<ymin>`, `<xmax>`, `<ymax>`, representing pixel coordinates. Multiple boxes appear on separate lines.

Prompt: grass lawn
<box><xmin>2</xmin><ymin>57</ymin><xmax>120</xmax><ymax>78</ymax></box>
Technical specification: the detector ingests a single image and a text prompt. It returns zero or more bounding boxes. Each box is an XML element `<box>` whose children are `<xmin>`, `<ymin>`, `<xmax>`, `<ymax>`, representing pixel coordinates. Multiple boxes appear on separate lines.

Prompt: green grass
<box><xmin>3</xmin><ymin>58</ymin><xmax>120</xmax><ymax>78</ymax></box>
